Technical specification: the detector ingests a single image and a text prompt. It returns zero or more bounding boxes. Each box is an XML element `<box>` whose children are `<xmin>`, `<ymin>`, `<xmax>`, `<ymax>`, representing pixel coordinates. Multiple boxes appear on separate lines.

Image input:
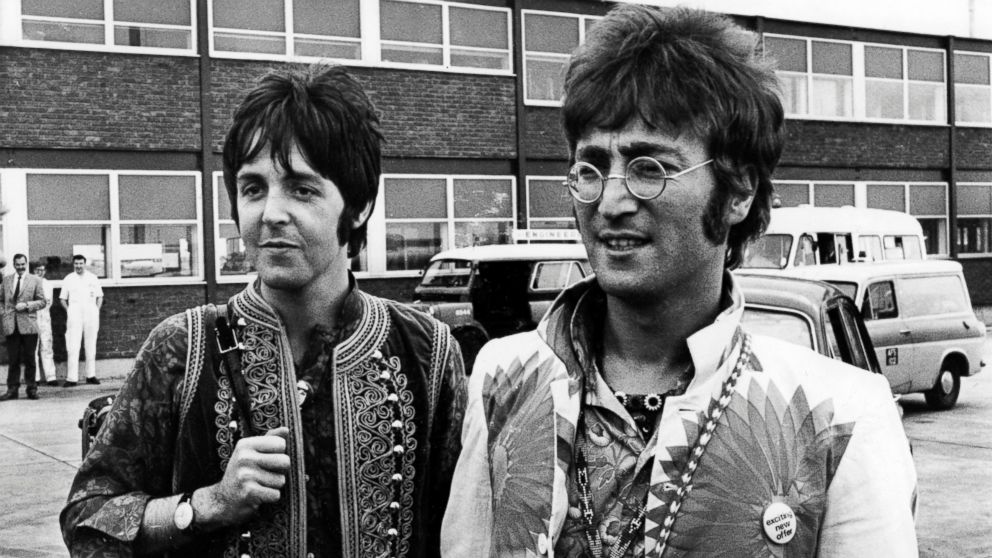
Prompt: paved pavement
<box><xmin>2</xmin><ymin>354</ymin><xmax>991</xmax><ymax>557</ymax></box>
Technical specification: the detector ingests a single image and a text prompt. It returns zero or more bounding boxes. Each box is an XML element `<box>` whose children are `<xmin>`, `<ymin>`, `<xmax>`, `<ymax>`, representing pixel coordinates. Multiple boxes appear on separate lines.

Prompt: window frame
<box><xmin>521</xmin><ymin>9</ymin><xmax>602</xmax><ymax>106</ymax></box>
<box><xmin>207</xmin><ymin>0</ymin><xmax>513</xmax><ymax>76</ymax></box>
<box><xmin>524</xmin><ymin>175</ymin><xmax>577</xmax><ymax>231</ymax></box>
<box><xmin>955</xmin><ymin>181</ymin><xmax>992</xmax><ymax>257</ymax></box>
<box><xmin>8</xmin><ymin>0</ymin><xmax>197</xmax><ymax>55</ymax></box>
<box><xmin>2</xmin><ymin>168</ymin><xmax>204</xmax><ymax>286</ymax></box>
<box><xmin>954</xmin><ymin>50</ymin><xmax>992</xmax><ymax>127</ymax></box>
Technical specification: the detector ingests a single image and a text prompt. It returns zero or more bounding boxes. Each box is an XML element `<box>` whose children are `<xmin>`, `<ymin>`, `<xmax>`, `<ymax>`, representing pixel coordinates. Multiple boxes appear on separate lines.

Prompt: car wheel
<box><xmin>453</xmin><ymin>327</ymin><xmax>488</xmax><ymax>375</ymax></box>
<box><xmin>924</xmin><ymin>366</ymin><xmax>960</xmax><ymax>410</ymax></box>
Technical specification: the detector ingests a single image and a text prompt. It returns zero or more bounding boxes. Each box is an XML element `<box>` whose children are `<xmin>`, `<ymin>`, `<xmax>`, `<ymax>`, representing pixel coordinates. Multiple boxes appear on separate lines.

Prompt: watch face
<box><xmin>174</xmin><ymin>502</ymin><xmax>194</xmax><ymax>530</ymax></box>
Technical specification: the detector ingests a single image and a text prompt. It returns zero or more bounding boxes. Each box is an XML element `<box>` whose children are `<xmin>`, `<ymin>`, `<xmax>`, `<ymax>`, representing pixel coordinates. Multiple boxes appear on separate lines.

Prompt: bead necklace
<box><xmin>574</xmin><ymin>333</ymin><xmax>752</xmax><ymax>558</ymax></box>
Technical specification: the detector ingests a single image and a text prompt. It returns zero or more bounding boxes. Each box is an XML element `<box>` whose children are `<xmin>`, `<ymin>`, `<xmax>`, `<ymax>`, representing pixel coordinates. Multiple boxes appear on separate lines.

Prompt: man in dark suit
<box><xmin>1</xmin><ymin>253</ymin><xmax>48</xmax><ymax>400</ymax></box>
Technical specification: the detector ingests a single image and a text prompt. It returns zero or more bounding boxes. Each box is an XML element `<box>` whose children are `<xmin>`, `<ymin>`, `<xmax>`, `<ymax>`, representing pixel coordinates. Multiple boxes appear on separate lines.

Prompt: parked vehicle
<box><xmin>742</xmin><ymin>206</ymin><xmax>926</xmax><ymax>271</ymax></box>
<box><xmin>410</xmin><ymin>243</ymin><xmax>591</xmax><ymax>370</ymax></box>
<box><xmin>767</xmin><ymin>260</ymin><xmax>986</xmax><ymax>409</ymax></box>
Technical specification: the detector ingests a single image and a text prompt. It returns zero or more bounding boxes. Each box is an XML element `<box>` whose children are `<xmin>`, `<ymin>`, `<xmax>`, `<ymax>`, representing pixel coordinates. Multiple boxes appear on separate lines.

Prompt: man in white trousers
<box><xmin>33</xmin><ymin>262</ymin><xmax>57</xmax><ymax>385</ymax></box>
<box><xmin>60</xmin><ymin>254</ymin><xmax>103</xmax><ymax>387</ymax></box>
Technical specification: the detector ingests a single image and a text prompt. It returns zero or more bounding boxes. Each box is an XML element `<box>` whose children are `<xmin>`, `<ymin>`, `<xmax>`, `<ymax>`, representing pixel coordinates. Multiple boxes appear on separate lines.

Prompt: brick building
<box><xmin>1</xmin><ymin>0</ymin><xmax>991</xmax><ymax>361</ymax></box>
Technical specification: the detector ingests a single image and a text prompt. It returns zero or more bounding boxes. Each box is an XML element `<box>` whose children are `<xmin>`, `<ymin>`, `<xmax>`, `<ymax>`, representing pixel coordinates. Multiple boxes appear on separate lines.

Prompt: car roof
<box><xmin>428</xmin><ymin>243</ymin><xmax>588</xmax><ymax>263</ymax></box>
<box><xmin>736</xmin><ymin>272</ymin><xmax>846</xmax><ymax>317</ymax></box>
<box><xmin>764</xmin><ymin>205</ymin><xmax>923</xmax><ymax>234</ymax></box>
<box><xmin>764</xmin><ymin>259</ymin><xmax>963</xmax><ymax>283</ymax></box>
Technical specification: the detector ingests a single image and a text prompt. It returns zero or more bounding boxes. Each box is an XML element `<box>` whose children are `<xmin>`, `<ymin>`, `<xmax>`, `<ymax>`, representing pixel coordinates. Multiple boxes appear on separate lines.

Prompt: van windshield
<box><xmin>742</xmin><ymin>234</ymin><xmax>792</xmax><ymax>269</ymax></box>
<box><xmin>420</xmin><ymin>259</ymin><xmax>473</xmax><ymax>288</ymax></box>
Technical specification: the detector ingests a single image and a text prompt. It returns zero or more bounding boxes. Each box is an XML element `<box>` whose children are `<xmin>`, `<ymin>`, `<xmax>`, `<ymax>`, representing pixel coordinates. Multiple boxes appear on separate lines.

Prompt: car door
<box><xmin>861</xmin><ymin>279</ymin><xmax>915</xmax><ymax>393</ymax></box>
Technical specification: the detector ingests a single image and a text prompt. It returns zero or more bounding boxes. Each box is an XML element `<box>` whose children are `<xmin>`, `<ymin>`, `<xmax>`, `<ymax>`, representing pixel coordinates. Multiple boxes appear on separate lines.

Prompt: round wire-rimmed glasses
<box><xmin>564</xmin><ymin>156</ymin><xmax>713</xmax><ymax>203</ymax></box>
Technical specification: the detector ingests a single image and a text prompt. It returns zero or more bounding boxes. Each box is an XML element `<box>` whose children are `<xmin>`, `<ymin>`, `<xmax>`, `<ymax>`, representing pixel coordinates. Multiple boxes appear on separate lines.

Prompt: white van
<box><xmin>772</xmin><ymin>260</ymin><xmax>986</xmax><ymax>410</ymax></box>
<box><xmin>742</xmin><ymin>206</ymin><xmax>926</xmax><ymax>271</ymax></box>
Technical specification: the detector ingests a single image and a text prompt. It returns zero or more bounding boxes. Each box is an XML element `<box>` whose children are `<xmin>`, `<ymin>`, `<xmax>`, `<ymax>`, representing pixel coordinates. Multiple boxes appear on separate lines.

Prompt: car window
<box><xmin>825</xmin><ymin>281</ymin><xmax>858</xmax><ymax>300</ymax></box>
<box><xmin>823</xmin><ymin>307</ymin><xmax>844</xmax><ymax>361</ymax></box>
<box><xmin>793</xmin><ymin>234</ymin><xmax>817</xmax><ymax>267</ymax></box>
<box><xmin>862</xmin><ymin>281</ymin><xmax>898</xmax><ymax>320</ymax></box>
<box><xmin>741</xmin><ymin>307</ymin><xmax>815</xmax><ymax>350</ymax></box>
<box><xmin>826</xmin><ymin>302</ymin><xmax>873</xmax><ymax>369</ymax></box>
<box><xmin>742</xmin><ymin>234</ymin><xmax>792</xmax><ymax>269</ymax></box>
<box><xmin>899</xmin><ymin>275</ymin><xmax>969</xmax><ymax>316</ymax></box>
<box><xmin>858</xmin><ymin>235</ymin><xmax>883</xmax><ymax>262</ymax></box>
<box><xmin>531</xmin><ymin>261</ymin><xmax>585</xmax><ymax>291</ymax></box>
<box><xmin>420</xmin><ymin>259</ymin><xmax>472</xmax><ymax>288</ymax></box>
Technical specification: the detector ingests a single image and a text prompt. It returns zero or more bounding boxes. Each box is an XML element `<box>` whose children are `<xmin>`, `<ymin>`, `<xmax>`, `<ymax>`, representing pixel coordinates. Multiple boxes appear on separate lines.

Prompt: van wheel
<box><xmin>453</xmin><ymin>327</ymin><xmax>488</xmax><ymax>375</ymax></box>
<box><xmin>924</xmin><ymin>367</ymin><xmax>960</xmax><ymax>410</ymax></box>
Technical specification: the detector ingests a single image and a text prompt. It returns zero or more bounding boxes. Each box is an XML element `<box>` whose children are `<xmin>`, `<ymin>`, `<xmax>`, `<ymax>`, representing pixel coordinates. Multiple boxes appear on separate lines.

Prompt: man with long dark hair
<box><xmin>62</xmin><ymin>65</ymin><xmax>466</xmax><ymax>558</ymax></box>
<box><xmin>443</xmin><ymin>6</ymin><xmax>916</xmax><ymax>557</ymax></box>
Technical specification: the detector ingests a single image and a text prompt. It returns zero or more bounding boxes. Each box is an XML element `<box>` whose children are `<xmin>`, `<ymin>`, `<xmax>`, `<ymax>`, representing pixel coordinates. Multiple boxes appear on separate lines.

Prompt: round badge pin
<box><xmin>762</xmin><ymin>501</ymin><xmax>796</xmax><ymax>544</ymax></box>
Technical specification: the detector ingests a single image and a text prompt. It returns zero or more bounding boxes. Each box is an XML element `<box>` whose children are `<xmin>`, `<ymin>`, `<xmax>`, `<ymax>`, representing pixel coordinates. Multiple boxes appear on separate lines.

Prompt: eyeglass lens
<box><xmin>566</xmin><ymin>157</ymin><xmax>669</xmax><ymax>202</ymax></box>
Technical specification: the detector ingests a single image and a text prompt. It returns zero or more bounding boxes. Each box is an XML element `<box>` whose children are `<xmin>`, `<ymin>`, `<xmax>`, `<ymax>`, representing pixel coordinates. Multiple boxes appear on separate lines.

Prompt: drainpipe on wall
<box><xmin>947</xmin><ymin>35</ymin><xmax>958</xmax><ymax>259</ymax></box>
<box><xmin>197</xmin><ymin>0</ymin><xmax>217</xmax><ymax>302</ymax></box>
<box><xmin>512</xmin><ymin>0</ymin><xmax>528</xmax><ymax>234</ymax></box>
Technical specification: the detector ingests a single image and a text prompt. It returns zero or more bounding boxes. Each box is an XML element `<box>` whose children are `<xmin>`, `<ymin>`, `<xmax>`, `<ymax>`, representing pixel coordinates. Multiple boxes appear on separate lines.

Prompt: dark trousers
<box><xmin>6</xmin><ymin>332</ymin><xmax>39</xmax><ymax>392</ymax></box>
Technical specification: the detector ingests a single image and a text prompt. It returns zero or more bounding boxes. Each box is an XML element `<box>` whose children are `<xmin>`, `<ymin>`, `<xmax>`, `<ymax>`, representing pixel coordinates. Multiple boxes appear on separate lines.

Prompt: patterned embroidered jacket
<box><xmin>441</xmin><ymin>275</ymin><xmax>918</xmax><ymax>558</ymax></box>
<box><xmin>61</xmin><ymin>280</ymin><xmax>466</xmax><ymax>558</ymax></box>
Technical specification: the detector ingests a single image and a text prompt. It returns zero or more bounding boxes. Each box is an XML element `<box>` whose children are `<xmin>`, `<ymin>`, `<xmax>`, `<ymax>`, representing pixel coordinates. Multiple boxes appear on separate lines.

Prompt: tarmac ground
<box><xmin>1</xmin><ymin>355</ymin><xmax>991</xmax><ymax>557</ymax></box>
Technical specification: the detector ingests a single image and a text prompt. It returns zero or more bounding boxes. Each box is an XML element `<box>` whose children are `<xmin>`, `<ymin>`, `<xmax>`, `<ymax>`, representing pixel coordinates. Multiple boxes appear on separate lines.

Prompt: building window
<box><xmin>212</xmin><ymin>173</ymin><xmax>254</xmax><ymax>280</ymax></box>
<box><xmin>526</xmin><ymin>177</ymin><xmax>574</xmax><ymax>229</ymax></box>
<box><xmin>19</xmin><ymin>171</ymin><xmax>202</xmax><ymax>282</ymax></box>
<box><xmin>522</xmin><ymin>11</ymin><xmax>600</xmax><ymax>105</ymax></box>
<box><xmin>381</xmin><ymin>175</ymin><xmax>514</xmax><ymax>272</ymax></box>
<box><xmin>955</xmin><ymin>52</ymin><xmax>992</xmax><ymax>125</ymax></box>
<box><xmin>20</xmin><ymin>0</ymin><xmax>194</xmax><ymax>51</ymax></box>
<box><xmin>765</xmin><ymin>34</ymin><xmax>946</xmax><ymax>124</ymax></box>
<box><xmin>764</xmin><ymin>36</ymin><xmax>853</xmax><ymax>118</ymax></box>
<box><xmin>956</xmin><ymin>183</ymin><xmax>992</xmax><ymax>255</ymax></box>
<box><xmin>212</xmin><ymin>0</ymin><xmax>361</xmax><ymax>59</ymax></box>
<box><xmin>908</xmin><ymin>183</ymin><xmax>948</xmax><ymax>255</ymax></box>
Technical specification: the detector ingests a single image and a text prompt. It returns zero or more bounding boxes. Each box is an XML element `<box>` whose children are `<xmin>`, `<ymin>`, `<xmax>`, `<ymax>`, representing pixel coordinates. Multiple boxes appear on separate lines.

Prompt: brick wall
<box><xmin>956</xmin><ymin>128</ymin><xmax>992</xmax><ymax>170</ymax></box>
<box><xmin>210</xmin><ymin>62</ymin><xmax>517</xmax><ymax>159</ymax></box>
<box><xmin>0</xmin><ymin>48</ymin><xmax>201</xmax><ymax>150</ymax></box>
<box><xmin>961</xmin><ymin>259</ymin><xmax>992</xmax><ymax>306</ymax></box>
<box><xmin>781</xmin><ymin>121</ymin><xmax>949</xmax><ymax>169</ymax></box>
<box><xmin>525</xmin><ymin>106</ymin><xmax>569</xmax><ymax>160</ymax></box>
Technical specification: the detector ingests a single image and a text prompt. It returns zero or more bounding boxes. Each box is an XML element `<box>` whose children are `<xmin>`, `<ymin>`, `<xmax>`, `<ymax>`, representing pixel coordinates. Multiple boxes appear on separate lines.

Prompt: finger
<box><xmin>240</xmin><ymin>434</ymin><xmax>287</xmax><ymax>454</ymax></box>
<box><xmin>265</xmin><ymin>426</ymin><xmax>290</xmax><ymax>441</ymax></box>
<box><xmin>245</xmin><ymin>482</ymin><xmax>283</xmax><ymax>505</ymax></box>
<box><xmin>253</xmin><ymin>452</ymin><xmax>291</xmax><ymax>472</ymax></box>
<box><xmin>251</xmin><ymin>469</ymin><xmax>288</xmax><ymax>490</ymax></box>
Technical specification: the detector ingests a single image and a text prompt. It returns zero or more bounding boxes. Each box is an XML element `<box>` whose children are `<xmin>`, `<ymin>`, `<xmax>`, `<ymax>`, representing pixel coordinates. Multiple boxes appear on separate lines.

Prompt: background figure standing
<box><xmin>1</xmin><ymin>254</ymin><xmax>47</xmax><ymax>400</ymax></box>
<box><xmin>60</xmin><ymin>254</ymin><xmax>102</xmax><ymax>386</ymax></box>
<box><xmin>33</xmin><ymin>262</ymin><xmax>57</xmax><ymax>386</ymax></box>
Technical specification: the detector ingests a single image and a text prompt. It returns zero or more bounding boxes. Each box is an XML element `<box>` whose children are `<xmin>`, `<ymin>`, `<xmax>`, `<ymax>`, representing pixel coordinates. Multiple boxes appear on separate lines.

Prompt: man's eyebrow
<box><xmin>618</xmin><ymin>142</ymin><xmax>689</xmax><ymax>165</ymax></box>
<box><xmin>575</xmin><ymin>145</ymin><xmax>610</xmax><ymax>162</ymax></box>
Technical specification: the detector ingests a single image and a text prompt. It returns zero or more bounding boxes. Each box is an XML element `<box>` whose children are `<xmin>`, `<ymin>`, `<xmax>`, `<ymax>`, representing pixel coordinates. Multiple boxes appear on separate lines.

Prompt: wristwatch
<box><xmin>173</xmin><ymin>492</ymin><xmax>199</xmax><ymax>534</ymax></box>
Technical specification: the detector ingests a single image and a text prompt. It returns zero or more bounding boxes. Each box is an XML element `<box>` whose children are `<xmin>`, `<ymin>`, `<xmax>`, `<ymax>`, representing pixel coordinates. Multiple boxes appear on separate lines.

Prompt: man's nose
<box><xmin>261</xmin><ymin>190</ymin><xmax>291</xmax><ymax>225</ymax></box>
<box><xmin>598</xmin><ymin>173</ymin><xmax>638</xmax><ymax>218</ymax></box>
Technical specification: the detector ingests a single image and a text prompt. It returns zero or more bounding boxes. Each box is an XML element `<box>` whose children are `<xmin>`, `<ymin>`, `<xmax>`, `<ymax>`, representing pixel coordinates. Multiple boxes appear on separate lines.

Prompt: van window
<box><xmin>743</xmin><ymin>234</ymin><xmax>792</xmax><ymax>269</ymax></box>
<box><xmin>826</xmin><ymin>281</ymin><xmax>858</xmax><ymax>299</ymax></box>
<box><xmin>884</xmin><ymin>235</ymin><xmax>923</xmax><ymax>260</ymax></box>
<box><xmin>794</xmin><ymin>235</ymin><xmax>817</xmax><ymax>266</ymax></box>
<box><xmin>741</xmin><ymin>308</ymin><xmax>814</xmax><ymax>350</ymax></box>
<box><xmin>863</xmin><ymin>281</ymin><xmax>899</xmax><ymax>320</ymax></box>
<box><xmin>858</xmin><ymin>235</ymin><xmax>883</xmax><ymax>262</ymax></box>
<box><xmin>531</xmin><ymin>261</ymin><xmax>585</xmax><ymax>291</ymax></box>
<box><xmin>421</xmin><ymin>259</ymin><xmax>472</xmax><ymax>288</ymax></box>
<box><xmin>898</xmin><ymin>275</ymin><xmax>969</xmax><ymax>317</ymax></box>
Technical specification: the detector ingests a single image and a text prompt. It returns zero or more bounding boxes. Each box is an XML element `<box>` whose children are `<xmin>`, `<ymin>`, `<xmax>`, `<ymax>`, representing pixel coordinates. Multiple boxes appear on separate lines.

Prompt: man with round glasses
<box><xmin>444</xmin><ymin>5</ymin><xmax>917</xmax><ymax>557</ymax></box>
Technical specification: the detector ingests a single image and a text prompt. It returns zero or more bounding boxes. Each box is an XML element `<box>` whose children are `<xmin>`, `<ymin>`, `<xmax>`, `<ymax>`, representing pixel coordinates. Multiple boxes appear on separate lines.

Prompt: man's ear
<box><xmin>726</xmin><ymin>167</ymin><xmax>757</xmax><ymax>226</ymax></box>
<box><xmin>352</xmin><ymin>200</ymin><xmax>374</xmax><ymax>230</ymax></box>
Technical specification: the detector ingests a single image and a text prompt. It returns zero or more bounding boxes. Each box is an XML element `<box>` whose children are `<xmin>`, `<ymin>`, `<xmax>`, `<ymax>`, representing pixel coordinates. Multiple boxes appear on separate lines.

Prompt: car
<box><xmin>409</xmin><ymin>243</ymin><xmax>591</xmax><ymax>370</ymax></box>
<box><xmin>411</xmin><ymin>244</ymin><xmax>883</xmax><ymax>381</ymax></box>
<box><xmin>763</xmin><ymin>260</ymin><xmax>987</xmax><ymax>410</ymax></box>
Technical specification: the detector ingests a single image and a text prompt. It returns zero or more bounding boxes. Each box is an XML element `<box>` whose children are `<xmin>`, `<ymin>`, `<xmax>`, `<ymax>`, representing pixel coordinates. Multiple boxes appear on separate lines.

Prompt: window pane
<box><xmin>865</xmin><ymin>46</ymin><xmax>903</xmax><ymax>79</ymax></box>
<box><xmin>453</xmin><ymin>179</ymin><xmax>512</xmax><ymax>219</ymax></box>
<box><xmin>295</xmin><ymin>38</ymin><xmax>361</xmax><ymax>60</ymax></box>
<box><xmin>810</xmin><ymin>76</ymin><xmax>853</xmax><ymax>117</ymax></box>
<box><xmin>908</xmin><ymin>50</ymin><xmax>944</xmax><ymax>82</ymax></box>
<box><xmin>777</xmin><ymin>73</ymin><xmax>808</xmax><ymax>114</ymax></box>
<box><xmin>214</xmin><ymin>0</ymin><xmax>283</xmax><ymax>32</ymax></box>
<box><xmin>529</xmin><ymin>179</ymin><xmax>572</xmax><ymax>220</ymax></box>
<box><xmin>957</xmin><ymin>185</ymin><xmax>992</xmax><ymax>215</ymax></box>
<box><xmin>454</xmin><ymin>221</ymin><xmax>512</xmax><ymax>248</ymax></box>
<box><xmin>813</xmin><ymin>183</ymin><xmax>855</xmax><ymax>207</ymax></box>
<box><xmin>214</xmin><ymin>32</ymin><xmax>285</xmax><ymax>54</ymax></box>
<box><xmin>381</xmin><ymin>43</ymin><xmax>442</xmax><ymax>65</ymax></box>
<box><xmin>764</xmin><ymin>37</ymin><xmax>806</xmax><ymax>72</ymax></box>
<box><xmin>957</xmin><ymin>217</ymin><xmax>992</xmax><ymax>254</ymax></box>
<box><xmin>23</xmin><ymin>20</ymin><xmax>104</xmax><ymax>43</ymax></box>
<box><xmin>120</xmin><ymin>224</ymin><xmax>198</xmax><ymax>277</ymax></box>
<box><xmin>23</xmin><ymin>0</ymin><xmax>102</xmax><ymax>19</ymax></box>
<box><xmin>526</xmin><ymin>55</ymin><xmax>568</xmax><ymax>101</ymax></box>
<box><xmin>27</xmin><ymin>174</ymin><xmax>110</xmax><ymax>220</ymax></box>
<box><xmin>901</xmin><ymin>276</ymin><xmax>968</xmax><ymax>315</ymax></box>
<box><xmin>384</xmin><ymin>178</ymin><xmax>446</xmax><ymax>218</ymax></box>
<box><xmin>29</xmin><ymin>224</ymin><xmax>110</xmax><ymax>278</ymax></box>
<box><xmin>865</xmin><ymin>80</ymin><xmax>904</xmax><ymax>119</ymax></box>
<box><xmin>525</xmin><ymin>14</ymin><xmax>578</xmax><ymax>54</ymax></box>
<box><xmin>919</xmin><ymin>217</ymin><xmax>947</xmax><ymax>255</ymax></box>
<box><xmin>908</xmin><ymin>82</ymin><xmax>946</xmax><ymax>121</ymax></box>
<box><xmin>294</xmin><ymin>0</ymin><xmax>358</xmax><ymax>37</ymax></box>
<box><xmin>451</xmin><ymin>49</ymin><xmax>509</xmax><ymax>70</ymax></box>
<box><xmin>119</xmin><ymin>175</ymin><xmax>196</xmax><ymax>220</ymax></box>
<box><xmin>381</xmin><ymin>0</ymin><xmax>441</xmax><ymax>44</ymax></box>
<box><xmin>451</xmin><ymin>7</ymin><xmax>506</xmax><ymax>49</ymax></box>
<box><xmin>811</xmin><ymin>41</ymin><xmax>851</xmax><ymax>75</ymax></box>
<box><xmin>219</xmin><ymin>222</ymin><xmax>253</xmax><ymax>275</ymax></box>
<box><xmin>114</xmin><ymin>0</ymin><xmax>190</xmax><ymax>25</ymax></box>
<box><xmin>115</xmin><ymin>26</ymin><xmax>192</xmax><ymax>49</ymax></box>
<box><xmin>910</xmin><ymin>184</ymin><xmax>946</xmax><ymax>215</ymax></box>
<box><xmin>773</xmin><ymin>183</ymin><xmax>809</xmax><ymax>207</ymax></box>
<box><xmin>867</xmin><ymin>184</ymin><xmax>905</xmax><ymax>211</ymax></box>
<box><xmin>955</xmin><ymin>85</ymin><xmax>992</xmax><ymax>123</ymax></box>
<box><xmin>955</xmin><ymin>53</ymin><xmax>991</xmax><ymax>85</ymax></box>
<box><xmin>386</xmin><ymin>222</ymin><xmax>448</xmax><ymax>271</ymax></box>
